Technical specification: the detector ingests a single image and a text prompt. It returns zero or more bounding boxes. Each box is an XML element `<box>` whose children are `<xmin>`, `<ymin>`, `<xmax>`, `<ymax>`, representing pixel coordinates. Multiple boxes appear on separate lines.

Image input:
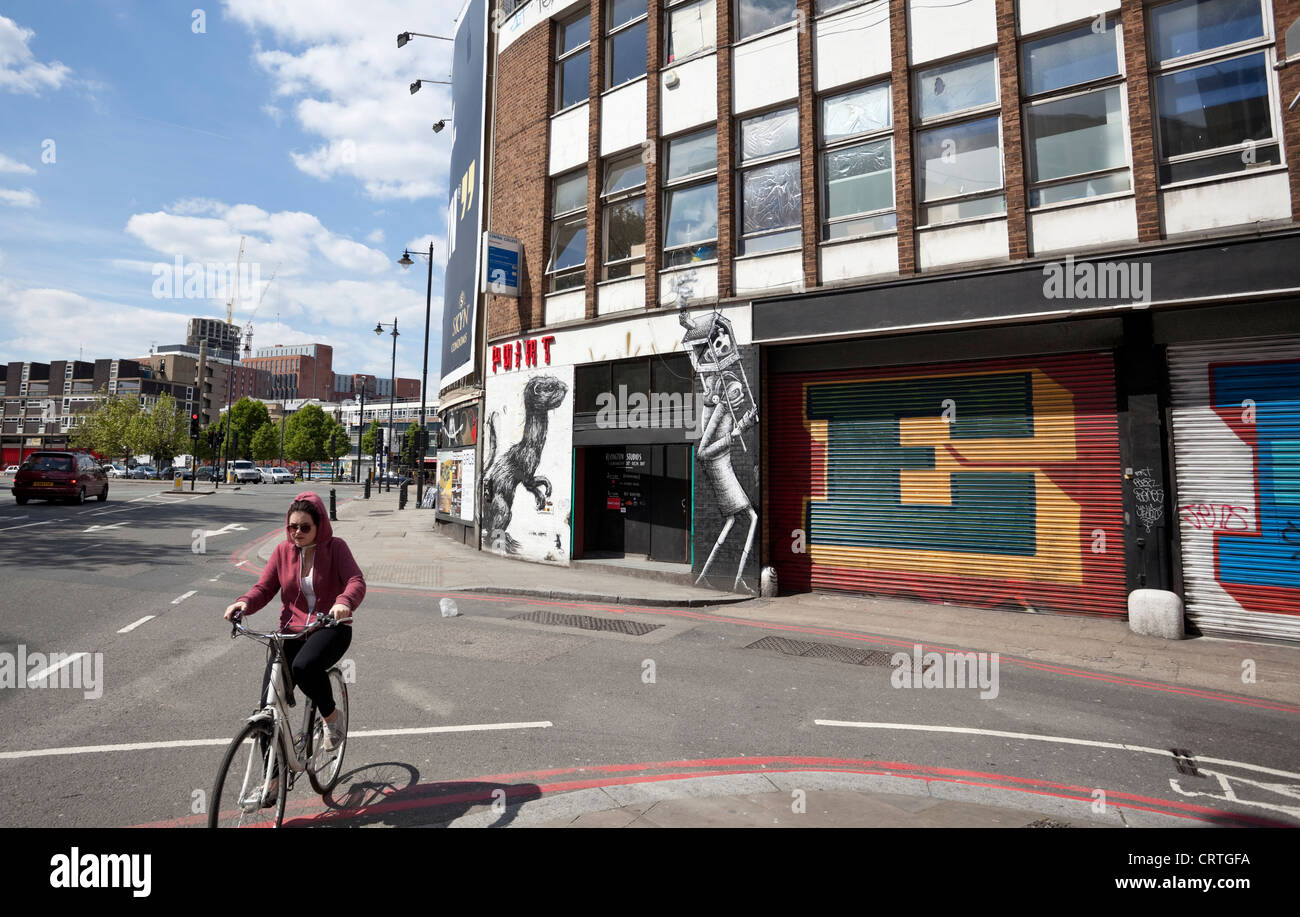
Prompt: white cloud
<box><xmin>0</xmin><ymin>187</ymin><xmax>39</xmax><ymax>208</ymax></box>
<box><xmin>222</xmin><ymin>0</ymin><xmax>457</xmax><ymax>201</ymax></box>
<box><xmin>0</xmin><ymin>285</ymin><xmax>191</xmax><ymax>364</ymax></box>
<box><xmin>0</xmin><ymin>152</ymin><xmax>35</xmax><ymax>174</ymax></box>
<box><xmin>262</xmin><ymin>103</ymin><xmax>284</xmax><ymax>126</ymax></box>
<box><xmin>0</xmin><ymin>15</ymin><xmax>72</xmax><ymax>95</ymax></box>
<box><xmin>366</xmin><ymin>228</ymin><xmax>385</xmax><ymax>245</ymax></box>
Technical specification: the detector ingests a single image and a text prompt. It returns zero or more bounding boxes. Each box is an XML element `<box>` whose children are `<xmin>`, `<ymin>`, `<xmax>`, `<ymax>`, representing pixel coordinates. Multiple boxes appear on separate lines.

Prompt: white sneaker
<box><xmin>320</xmin><ymin>717</ymin><xmax>343</xmax><ymax>752</ymax></box>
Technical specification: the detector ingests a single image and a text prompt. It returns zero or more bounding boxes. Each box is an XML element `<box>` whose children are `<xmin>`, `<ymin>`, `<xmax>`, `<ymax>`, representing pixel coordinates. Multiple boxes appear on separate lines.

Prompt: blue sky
<box><xmin>0</xmin><ymin>0</ymin><xmax>464</xmax><ymax>384</ymax></box>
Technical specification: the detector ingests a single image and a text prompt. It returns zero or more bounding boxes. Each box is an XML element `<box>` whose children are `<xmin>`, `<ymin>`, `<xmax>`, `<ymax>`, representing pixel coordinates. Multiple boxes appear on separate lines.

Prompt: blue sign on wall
<box><xmin>439</xmin><ymin>0</ymin><xmax>489</xmax><ymax>389</ymax></box>
<box><xmin>483</xmin><ymin>231</ymin><xmax>520</xmax><ymax>297</ymax></box>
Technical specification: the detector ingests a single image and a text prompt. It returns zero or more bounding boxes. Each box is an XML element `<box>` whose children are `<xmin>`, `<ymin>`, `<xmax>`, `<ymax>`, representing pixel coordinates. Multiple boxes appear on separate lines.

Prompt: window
<box><xmin>737</xmin><ymin>105</ymin><xmax>801</xmax><ymax>254</ymax></box>
<box><xmin>548</xmin><ymin>170</ymin><xmax>588</xmax><ymax>291</ymax></box>
<box><xmin>607</xmin><ymin>0</ymin><xmax>647</xmax><ymax>88</ymax></box>
<box><xmin>556</xmin><ymin>11</ymin><xmax>591</xmax><ymax>111</ymax></box>
<box><xmin>665</xmin><ymin>0</ymin><xmax>715</xmax><ymax>63</ymax></box>
<box><xmin>820</xmin><ymin>81</ymin><xmax>896</xmax><ymax>239</ymax></box>
<box><xmin>1022</xmin><ymin>20</ymin><xmax>1130</xmax><ymax>206</ymax></box>
<box><xmin>1149</xmin><ymin>0</ymin><xmax>1280</xmax><ymax>184</ymax></box>
<box><xmin>603</xmin><ymin>151</ymin><xmax>647</xmax><ymax>279</ymax></box>
<box><xmin>914</xmin><ymin>52</ymin><xmax>1005</xmax><ymax>224</ymax></box>
<box><xmin>737</xmin><ymin>0</ymin><xmax>796</xmax><ymax>41</ymax></box>
<box><xmin>662</xmin><ymin>128</ymin><xmax>719</xmax><ymax>266</ymax></box>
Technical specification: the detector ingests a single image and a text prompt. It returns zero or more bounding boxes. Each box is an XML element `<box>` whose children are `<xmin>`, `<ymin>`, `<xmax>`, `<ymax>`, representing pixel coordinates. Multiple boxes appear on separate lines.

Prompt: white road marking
<box><xmin>814</xmin><ymin>720</ymin><xmax>1300</xmax><ymax>781</ymax></box>
<box><xmin>0</xmin><ymin>516</ymin><xmax>28</xmax><ymax>522</ymax></box>
<box><xmin>117</xmin><ymin>616</ymin><xmax>156</xmax><ymax>634</ymax></box>
<box><xmin>202</xmin><ymin>523</ymin><xmax>248</xmax><ymax>538</ymax></box>
<box><xmin>0</xmin><ymin>520</ymin><xmax>54</xmax><ymax>534</ymax></box>
<box><xmin>209</xmin><ymin>573</ymin><xmax>225</xmax><ymax>582</ymax></box>
<box><xmin>88</xmin><ymin>506</ymin><xmax>143</xmax><ymax>516</ymax></box>
<box><xmin>170</xmin><ymin>590</ymin><xmax>197</xmax><ymax>605</ymax></box>
<box><xmin>26</xmin><ymin>653</ymin><xmax>89</xmax><ymax>686</ymax></box>
<box><xmin>82</xmin><ymin>521</ymin><xmax>129</xmax><ymax>533</ymax></box>
<box><xmin>0</xmin><ymin>721</ymin><xmax>555</xmax><ymax>760</ymax></box>
<box><xmin>236</xmin><ymin>560</ymin><xmax>251</xmax><ymax>568</ymax></box>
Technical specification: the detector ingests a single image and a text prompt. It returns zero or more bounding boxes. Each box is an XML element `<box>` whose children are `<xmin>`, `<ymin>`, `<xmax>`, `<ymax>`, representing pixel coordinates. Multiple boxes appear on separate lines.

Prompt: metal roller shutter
<box><xmin>1168</xmin><ymin>335</ymin><xmax>1300</xmax><ymax>641</ymax></box>
<box><xmin>770</xmin><ymin>351</ymin><xmax>1125</xmax><ymax>615</ymax></box>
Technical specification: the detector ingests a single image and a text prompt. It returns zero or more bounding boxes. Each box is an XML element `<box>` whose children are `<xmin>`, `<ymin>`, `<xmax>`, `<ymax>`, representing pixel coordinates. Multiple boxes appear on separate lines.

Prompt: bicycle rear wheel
<box><xmin>307</xmin><ymin>668</ymin><xmax>348</xmax><ymax>795</ymax></box>
<box><xmin>209</xmin><ymin>719</ymin><xmax>287</xmax><ymax>828</ymax></box>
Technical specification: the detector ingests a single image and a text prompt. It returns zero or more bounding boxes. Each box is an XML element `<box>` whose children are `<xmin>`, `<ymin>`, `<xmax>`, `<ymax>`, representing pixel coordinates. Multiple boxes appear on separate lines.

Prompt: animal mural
<box><xmin>481</xmin><ymin>373</ymin><xmax>569</xmax><ymax>556</ymax></box>
<box><xmin>679</xmin><ymin>303</ymin><xmax>760</xmax><ymax>593</ymax></box>
<box><xmin>768</xmin><ymin>353</ymin><xmax>1127</xmax><ymax>615</ymax></box>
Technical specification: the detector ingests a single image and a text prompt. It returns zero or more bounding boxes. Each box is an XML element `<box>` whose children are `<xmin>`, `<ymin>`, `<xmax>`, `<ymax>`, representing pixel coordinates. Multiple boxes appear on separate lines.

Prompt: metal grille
<box><xmin>745</xmin><ymin>635</ymin><xmax>897</xmax><ymax>667</ymax></box>
<box><xmin>768</xmin><ymin>352</ymin><xmax>1126</xmax><ymax>617</ymax></box>
<box><xmin>509</xmin><ymin>610</ymin><xmax>663</xmax><ymax>636</ymax></box>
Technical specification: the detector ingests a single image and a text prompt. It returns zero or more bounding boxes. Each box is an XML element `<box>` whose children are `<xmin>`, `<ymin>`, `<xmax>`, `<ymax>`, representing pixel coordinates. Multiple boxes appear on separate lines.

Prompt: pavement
<box><xmin>255</xmin><ymin>486</ymin><xmax>1300</xmax><ymax>828</ymax></box>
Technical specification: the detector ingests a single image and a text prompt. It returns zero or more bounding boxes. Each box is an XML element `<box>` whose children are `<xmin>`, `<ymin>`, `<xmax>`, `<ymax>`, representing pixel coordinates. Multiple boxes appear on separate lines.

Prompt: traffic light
<box><xmin>399</xmin><ymin>433</ymin><xmax>408</xmax><ymax>455</ymax></box>
<box><xmin>190</xmin><ymin>412</ymin><xmax>200</xmax><ymax>438</ymax></box>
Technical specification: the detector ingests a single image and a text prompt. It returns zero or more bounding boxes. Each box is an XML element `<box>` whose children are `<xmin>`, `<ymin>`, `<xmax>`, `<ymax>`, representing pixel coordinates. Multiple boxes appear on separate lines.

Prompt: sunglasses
<box><xmin>288</xmin><ymin>522</ymin><xmax>314</xmax><ymax>533</ymax></box>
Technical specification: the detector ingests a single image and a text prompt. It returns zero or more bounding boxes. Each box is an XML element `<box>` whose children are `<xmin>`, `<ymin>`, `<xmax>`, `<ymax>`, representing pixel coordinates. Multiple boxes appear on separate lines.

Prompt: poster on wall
<box><xmin>481</xmin><ymin>368</ymin><xmax>573</xmax><ymax>564</ymax></box>
<box><xmin>435</xmin><ymin>447</ymin><xmax>478</xmax><ymax>523</ymax></box>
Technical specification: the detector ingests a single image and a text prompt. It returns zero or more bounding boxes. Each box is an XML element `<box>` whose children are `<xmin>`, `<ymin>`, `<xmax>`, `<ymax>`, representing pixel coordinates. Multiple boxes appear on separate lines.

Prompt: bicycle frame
<box><xmin>255</xmin><ymin>641</ymin><xmax>318</xmax><ymax>777</ymax></box>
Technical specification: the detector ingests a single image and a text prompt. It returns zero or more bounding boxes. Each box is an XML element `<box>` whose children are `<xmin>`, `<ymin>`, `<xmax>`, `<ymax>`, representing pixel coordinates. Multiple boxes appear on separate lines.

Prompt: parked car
<box><xmin>230</xmin><ymin>460</ymin><xmax>262</xmax><ymax>484</ymax></box>
<box><xmin>260</xmin><ymin>466</ymin><xmax>295</xmax><ymax>484</ymax></box>
<box><xmin>104</xmin><ymin>463</ymin><xmax>129</xmax><ymax>478</ymax></box>
<box><xmin>3</xmin><ymin>465</ymin><xmax>19</xmax><ymax>476</ymax></box>
<box><xmin>12</xmin><ymin>451</ymin><xmax>109</xmax><ymax>504</ymax></box>
<box><xmin>158</xmin><ymin>464</ymin><xmax>176</xmax><ymax>479</ymax></box>
<box><xmin>130</xmin><ymin>465</ymin><xmax>159</xmax><ymax>480</ymax></box>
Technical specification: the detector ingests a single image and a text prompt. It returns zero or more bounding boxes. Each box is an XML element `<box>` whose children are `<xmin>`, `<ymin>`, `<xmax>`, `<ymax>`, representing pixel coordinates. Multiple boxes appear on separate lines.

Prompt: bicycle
<box><xmin>209</xmin><ymin>613</ymin><xmax>350</xmax><ymax>828</ymax></box>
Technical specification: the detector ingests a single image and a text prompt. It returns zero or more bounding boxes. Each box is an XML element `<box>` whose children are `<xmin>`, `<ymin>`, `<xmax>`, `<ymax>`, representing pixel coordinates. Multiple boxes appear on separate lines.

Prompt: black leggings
<box><xmin>259</xmin><ymin>625</ymin><xmax>352</xmax><ymax>718</ymax></box>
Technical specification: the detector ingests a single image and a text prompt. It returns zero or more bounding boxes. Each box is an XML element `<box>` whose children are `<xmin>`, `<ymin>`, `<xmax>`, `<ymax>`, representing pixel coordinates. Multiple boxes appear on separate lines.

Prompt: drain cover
<box><xmin>1024</xmin><ymin>818</ymin><xmax>1071</xmax><ymax>828</ymax></box>
<box><xmin>745</xmin><ymin>635</ymin><xmax>897</xmax><ymax>667</ymax></box>
<box><xmin>509</xmin><ymin>610</ymin><xmax>662</xmax><ymax>636</ymax></box>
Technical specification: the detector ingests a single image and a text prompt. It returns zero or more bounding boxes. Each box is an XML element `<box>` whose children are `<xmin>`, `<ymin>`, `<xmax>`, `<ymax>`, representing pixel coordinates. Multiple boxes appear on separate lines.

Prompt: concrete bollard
<box><xmin>1128</xmin><ymin>589</ymin><xmax>1184</xmax><ymax>639</ymax></box>
<box><xmin>329</xmin><ymin>488</ymin><xmax>337</xmax><ymax>521</ymax></box>
<box><xmin>363</xmin><ymin>478</ymin><xmax>371</xmax><ymax>500</ymax></box>
<box><xmin>760</xmin><ymin>566</ymin><xmax>778</xmax><ymax>597</ymax></box>
<box><xmin>399</xmin><ymin>481</ymin><xmax>408</xmax><ymax>510</ymax></box>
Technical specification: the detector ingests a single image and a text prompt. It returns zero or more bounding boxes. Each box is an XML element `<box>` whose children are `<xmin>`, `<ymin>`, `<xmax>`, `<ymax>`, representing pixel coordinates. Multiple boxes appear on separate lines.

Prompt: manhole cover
<box><xmin>745</xmin><ymin>635</ymin><xmax>897</xmax><ymax>666</ymax></box>
<box><xmin>1024</xmin><ymin>818</ymin><xmax>1071</xmax><ymax>828</ymax></box>
<box><xmin>509</xmin><ymin>610</ymin><xmax>662</xmax><ymax>636</ymax></box>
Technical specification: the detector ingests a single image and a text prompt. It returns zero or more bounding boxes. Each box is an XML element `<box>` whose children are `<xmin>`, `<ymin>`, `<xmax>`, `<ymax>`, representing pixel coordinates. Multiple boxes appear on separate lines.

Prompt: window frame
<box><xmin>547</xmin><ymin>168</ymin><xmax>590</xmax><ymax>292</ymax></box>
<box><xmin>661</xmin><ymin>127</ymin><xmax>720</xmax><ymax>267</ymax></box>
<box><xmin>1019</xmin><ymin>18</ymin><xmax>1133</xmax><ymax>211</ymax></box>
<box><xmin>602</xmin><ymin>149</ymin><xmax>649</xmax><ymax>280</ymax></box>
<box><xmin>818</xmin><ymin>78</ymin><xmax>897</xmax><ymax>241</ymax></box>
<box><xmin>555</xmin><ymin>9</ymin><xmax>593</xmax><ymax>114</ymax></box>
<box><xmin>735</xmin><ymin>103</ymin><xmax>803</xmax><ymax>256</ymax></box>
<box><xmin>606</xmin><ymin>0</ymin><xmax>649</xmax><ymax>90</ymax></box>
<box><xmin>734</xmin><ymin>0</ymin><xmax>799</xmax><ymax>45</ymax></box>
<box><xmin>1147</xmin><ymin>0</ymin><xmax>1283</xmax><ymax>188</ymax></box>
<box><xmin>912</xmin><ymin>49</ymin><xmax>1006</xmax><ymax>227</ymax></box>
<box><xmin>664</xmin><ymin>0</ymin><xmax>716</xmax><ymax>66</ymax></box>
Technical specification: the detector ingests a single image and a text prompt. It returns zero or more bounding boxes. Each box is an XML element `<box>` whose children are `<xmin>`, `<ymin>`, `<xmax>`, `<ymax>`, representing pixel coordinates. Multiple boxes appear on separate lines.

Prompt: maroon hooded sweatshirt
<box><xmin>236</xmin><ymin>491</ymin><xmax>366</xmax><ymax>631</ymax></box>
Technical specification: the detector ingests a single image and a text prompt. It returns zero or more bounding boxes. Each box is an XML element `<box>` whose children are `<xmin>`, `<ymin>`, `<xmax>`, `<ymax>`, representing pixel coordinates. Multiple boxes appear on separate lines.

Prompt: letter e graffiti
<box><xmin>641</xmin><ymin>658</ymin><xmax>656</xmax><ymax>684</ymax></box>
<box><xmin>1091</xmin><ymin>788</ymin><xmax>1106</xmax><ymax>814</ymax></box>
<box><xmin>1241</xmin><ymin>399</ymin><xmax>1256</xmax><ymax>424</ymax></box>
<box><xmin>941</xmin><ymin>399</ymin><xmax>957</xmax><ymax>424</ymax></box>
<box><xmin>791</xmin><ymin>528</ymin><xmax>806</xmax><ymax>554</ymax></box>
<box><xmin>1091</xmin><ymin>528</ymin><xmax>1106</xmax><ymax>553</ymax></box>
<box><xmin>191</xmin><ymin>789</ymin><xmax>206</xmax><ymax>814</ymax></box>
<box><xmin>1241</xmin><ymin>658</ymin><xmax>1256</xmax><ymax>685</ymax></box>
<box><xmin>191</xmin><ymin>528</ymin><xmax>207</xmax><ymax>555</ymax></box>
<box><xmin>192</xmin><ymin>9</ymin><xmax>206</xmax><ymax>33</ymax></box>
<box><xmin>491</xmin><ymin>787</ymin><xmax>506</xmax><ymax>815</ymax></box>
<box><xmin>791</xmin><ymin>789</ymin><xmax>806</xmax><ymax>814</ymax></box>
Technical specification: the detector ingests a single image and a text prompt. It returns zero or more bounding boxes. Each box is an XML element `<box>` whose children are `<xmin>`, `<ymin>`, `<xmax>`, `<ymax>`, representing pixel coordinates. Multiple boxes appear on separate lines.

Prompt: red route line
<box><xmin>134</xmin><ymin>756</ymin><xmax>1291</xmax><ymax>829</ymax></box>
<box><xmin>222</xmin><ymin>531</ymin><xmax>1300</xmax><ymax>716</ymax></box>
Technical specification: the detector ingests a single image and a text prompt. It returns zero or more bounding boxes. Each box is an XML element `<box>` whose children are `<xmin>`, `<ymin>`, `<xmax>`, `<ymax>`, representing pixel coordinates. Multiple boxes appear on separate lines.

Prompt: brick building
<box><xmin>243</xmin><ymin>344</ymin><xmax>335</xmax><ymax>402</ymax></box>
<box><xmin>477</xmin><ymin>0</ymin><xmax>1300</xmax><ymax>641</ymax></box>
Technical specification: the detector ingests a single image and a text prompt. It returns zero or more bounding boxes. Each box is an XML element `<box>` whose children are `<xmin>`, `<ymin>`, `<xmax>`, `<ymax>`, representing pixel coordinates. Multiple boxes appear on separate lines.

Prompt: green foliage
<box><xmin>250</xmin><ymin>422</ymin><xmax>281</xmax><ymax>462</ymax></box>
<box><xmin>360</xmin><ymin>419</ymin><xmax>383</xmax><ymax>456</ymax></box>
<box><xmin>121</xmin><ymin>393</ymin><xmax>189</xmax><ymax>468</ymax></box>
<box><xmin>72</xmin><ymin>389</ymin><xmax>141</xmax><ymax>460</ymax></box>
<box><xmin>284</xmin><ymin>403</ymin><xmax>331</xmax><ymax>477</ymax></box>
<box><xmin>228</xmin><ymin>398</ymin><xmax>271</xmax><ymax>457</ymax></box>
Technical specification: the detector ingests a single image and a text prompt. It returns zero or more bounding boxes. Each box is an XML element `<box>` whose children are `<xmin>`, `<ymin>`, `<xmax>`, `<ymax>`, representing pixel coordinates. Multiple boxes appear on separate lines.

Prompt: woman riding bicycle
<box><xmin>224</xmin><ymin>491</ymin><xmax>364</xmax><ymax>751</ymax></box>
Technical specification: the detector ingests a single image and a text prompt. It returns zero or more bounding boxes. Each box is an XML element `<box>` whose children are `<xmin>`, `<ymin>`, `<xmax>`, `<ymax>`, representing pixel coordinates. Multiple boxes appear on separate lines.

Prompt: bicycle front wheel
<box><xmin>209</xmin><ymin>719</ymin><xmax>287</xmax><ymax>828</ymax></box>
<box><xmin>307</xmin><ymin>668</ymin><xmax>348</xmax><ymax>795</ymax></box>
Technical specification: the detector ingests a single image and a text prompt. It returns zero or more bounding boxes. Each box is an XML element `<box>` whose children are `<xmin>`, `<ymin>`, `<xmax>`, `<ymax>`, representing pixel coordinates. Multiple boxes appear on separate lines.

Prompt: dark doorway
<box><xmin>580</xmin><ymin>444</ymin><xmax>691</xmax><ymax>563</ymax></box>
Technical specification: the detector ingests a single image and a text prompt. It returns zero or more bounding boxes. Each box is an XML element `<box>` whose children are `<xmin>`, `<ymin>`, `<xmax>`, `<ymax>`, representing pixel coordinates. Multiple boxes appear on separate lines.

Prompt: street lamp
<box><xmin>409</xmin><ymin>78</ymin><xmax>451</xmax><ymax>95</ymax></box>
<box><xmin>398</xmin><ymin>242</ymin><xmax>437</xmax><ymax>509</ymax></box>
<box><xmin>397</xmin><ymin>30</ymin><xmax>453</xmax><ymax>49</ymax></box>
<box><xmin>432</xmin><ymin>119</ymin><xmax>451</xmax><ymax>133</ymax></box>
<box><xmin>374</xmin><ymin>318</ymin><xmax>399</xmax><ymax>493</ymax></box>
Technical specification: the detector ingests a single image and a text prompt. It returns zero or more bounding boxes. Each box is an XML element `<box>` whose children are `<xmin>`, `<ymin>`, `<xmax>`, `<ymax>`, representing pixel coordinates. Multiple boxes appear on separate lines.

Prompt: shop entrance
<box><xmin>578</xmin><ymin>444</ymin><xmax>691</xmax><ymax>564</ymax></box>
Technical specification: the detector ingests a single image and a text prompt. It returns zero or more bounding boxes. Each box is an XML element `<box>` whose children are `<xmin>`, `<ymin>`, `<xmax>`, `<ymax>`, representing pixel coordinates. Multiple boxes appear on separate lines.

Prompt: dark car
<box><xmin>12</xmin><ymin>451</ymin><xmax>109</xmax><ymax>504</ymax></box>
<box><xmin>130</xmin><ymin>465</ymin><xmax>159</xmax><ymax>480</ymax></box>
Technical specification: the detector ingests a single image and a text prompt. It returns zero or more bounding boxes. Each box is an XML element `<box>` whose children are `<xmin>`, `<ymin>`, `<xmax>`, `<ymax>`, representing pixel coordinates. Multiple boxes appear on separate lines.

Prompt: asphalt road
<box><xmin>0</xmin><ymin>480</ymin><xmax>1296</xmax><ymax>828</ymax></box>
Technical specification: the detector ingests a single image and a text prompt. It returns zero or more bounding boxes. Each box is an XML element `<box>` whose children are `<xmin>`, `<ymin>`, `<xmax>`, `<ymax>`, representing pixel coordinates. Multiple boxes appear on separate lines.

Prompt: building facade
<box><xmin>244</xmin><ymin>344</ymin><xmax>336</xmax><ymax>402</ymax></box>
<box><xmin>481</xmin><ymin>0</ymin><xmax>1300</xmax><ymax>641</ymax></box>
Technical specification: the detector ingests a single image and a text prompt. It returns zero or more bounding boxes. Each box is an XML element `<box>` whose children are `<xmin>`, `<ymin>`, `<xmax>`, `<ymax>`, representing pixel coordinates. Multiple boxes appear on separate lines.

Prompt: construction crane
<box><xmin>242</xmin><ymin>263</ymin><xmax>278</xmax><ymax>357</ymax></box>
<box><xmin>226</xmin><ymin>236</ymin><xmax>245</xmax><ymax>325</ymax></box>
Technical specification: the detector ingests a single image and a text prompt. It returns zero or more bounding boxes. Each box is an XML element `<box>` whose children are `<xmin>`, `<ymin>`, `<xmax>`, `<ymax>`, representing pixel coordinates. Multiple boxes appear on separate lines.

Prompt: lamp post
<box><xmin>398</xmin><ymin>242</ymin><xmax>436</xmax><ymax>509</ymax></box>
<box><xmin>374</xmin><ymin>319</ymin><xmax>399</xmax><ymax>493</ymax></box>
<box><xmin>354</xmin><ymin>386</ymin><xmax>366</xmax><ymax>482</ymax></box>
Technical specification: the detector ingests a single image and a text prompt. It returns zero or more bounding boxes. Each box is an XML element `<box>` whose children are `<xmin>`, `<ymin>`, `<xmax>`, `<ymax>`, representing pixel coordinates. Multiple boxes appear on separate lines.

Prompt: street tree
<box><xmin>72</xmin><ymin>389</ymin><xmax>141</xmax><ymax>462</ymax></box>
<box><xmin>325</xmin><ymin>420</ymin><xmax>350</xmax><ymax>479</ymax></box>
<box><xmin>251</xmin><ymin>422</ymin><xmax>281</xmax><ymax>463</ymax></box>
<box><xmin>360</xmin><ymin>419</ymin><xmax>383</xmax><ymax>457</ymax></box>
<box><xmin>227</xmin><ymin>398</ymin><xmax>271</xmax><ymax>459</ymax></box>
<box><xmin>121</xmin><ymin>394</ymin><xmax>188</xmax><ymax>468</ymax></box>
<box><xmin>284</xmin><ymin>403</ymin><xmax>330</xmax><ymax>479</ymax></box>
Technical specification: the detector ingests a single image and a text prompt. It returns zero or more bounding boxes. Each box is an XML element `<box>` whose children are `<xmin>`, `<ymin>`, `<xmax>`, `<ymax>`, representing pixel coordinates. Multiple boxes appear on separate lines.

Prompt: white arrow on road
<box><xmin>202</xmin><ymin>523</ymin><xmax>249</xmax><ymax>538</ymax></box>
<box><xmin>83</xmin><ymin>521</ymin><xmax>130</xmax><ymax>534</ymax></box>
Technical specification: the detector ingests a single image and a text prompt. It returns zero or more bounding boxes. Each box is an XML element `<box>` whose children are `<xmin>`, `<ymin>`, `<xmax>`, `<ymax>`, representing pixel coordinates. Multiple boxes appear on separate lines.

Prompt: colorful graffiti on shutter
<box><xmin>769</xmin><ymin>352</ymin><xmax>1125</xmax><ymax>615</ymax></box>
<box><xmin>1200</xmin><ymin>358</ymin><xmax>1300</xmax><ymax>617</ymax></box>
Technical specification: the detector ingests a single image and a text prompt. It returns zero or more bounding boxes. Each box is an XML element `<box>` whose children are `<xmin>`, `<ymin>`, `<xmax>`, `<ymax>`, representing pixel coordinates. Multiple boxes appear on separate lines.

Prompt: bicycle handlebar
<box><xmin>229</xmin><ymin>612</ymin><xmax>338</xmax><ymax>642</ymax></box>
